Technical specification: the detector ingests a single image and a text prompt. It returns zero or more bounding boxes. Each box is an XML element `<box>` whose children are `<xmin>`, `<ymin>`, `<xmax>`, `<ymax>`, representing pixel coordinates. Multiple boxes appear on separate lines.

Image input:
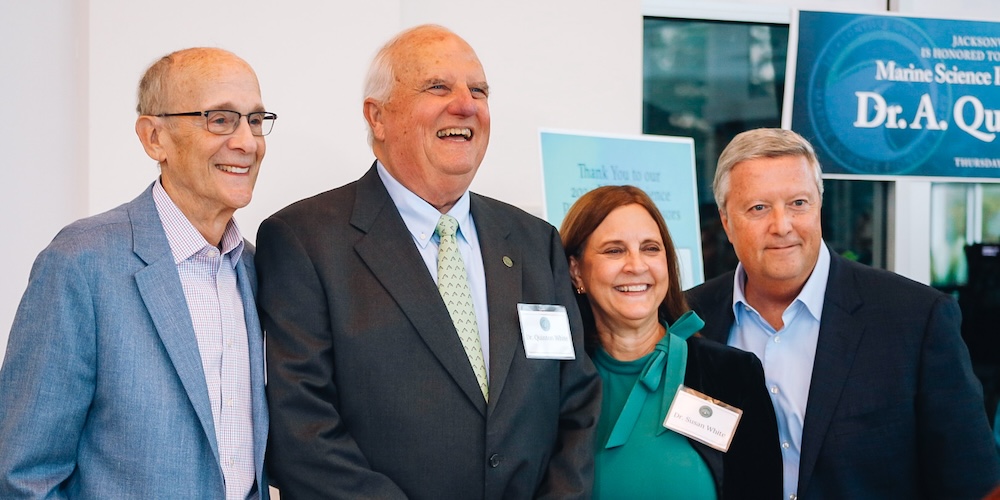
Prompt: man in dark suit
<box><xmin>256</xmin><ymin>25</ymin><xmax>601</xmax><ymax>499</ymax></box>
<box><xmin>686</xmin><ymin>128</ymin><xmax>1000</xmax><ymax>499</ymax></box>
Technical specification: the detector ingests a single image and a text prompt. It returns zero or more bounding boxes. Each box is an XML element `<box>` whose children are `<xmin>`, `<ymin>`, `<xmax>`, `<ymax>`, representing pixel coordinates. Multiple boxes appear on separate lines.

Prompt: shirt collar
<box><xmin>376</xmin><ymin>160</ymin><xmax>474</xmax><ymax>247</ymax></box>
<box><xmin>732</xmin><ymin>241</ymin><xmax>831</xmax><ymax>323</ymax></box>
<box><xmin>152</xmin><ymin>179</ymin><xmax>244</xmax><ymax>266</ymax></box>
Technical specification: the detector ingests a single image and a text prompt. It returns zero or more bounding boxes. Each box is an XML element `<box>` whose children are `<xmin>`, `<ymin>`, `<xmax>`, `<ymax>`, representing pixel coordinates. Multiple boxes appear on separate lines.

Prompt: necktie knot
<box><xmin>436</xmin><ymin>214</ymin><xmax>459</xmax><ymax>240</ymax></box>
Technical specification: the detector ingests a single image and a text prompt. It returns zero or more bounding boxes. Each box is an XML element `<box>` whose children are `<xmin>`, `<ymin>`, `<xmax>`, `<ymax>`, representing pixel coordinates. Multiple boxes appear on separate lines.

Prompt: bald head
<box><xmin>137</xmin><ymin>47</ymin><xmax>258</xmax><ymax>116</ymax></box>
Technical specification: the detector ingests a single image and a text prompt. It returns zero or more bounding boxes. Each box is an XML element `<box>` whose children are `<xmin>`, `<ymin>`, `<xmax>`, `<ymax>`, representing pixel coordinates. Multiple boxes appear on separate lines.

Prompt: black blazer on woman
<box><xmin>681</xmin><ymin>334</ymin><xmax>783</xmax><ymax>499</ymax></box>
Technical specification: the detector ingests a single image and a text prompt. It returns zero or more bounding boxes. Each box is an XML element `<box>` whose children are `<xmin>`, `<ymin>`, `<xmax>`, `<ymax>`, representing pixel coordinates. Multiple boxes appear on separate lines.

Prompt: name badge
<box><xmin>516</xmin><ymin>304</ymin><xmax>576</xmax><ymax>360</ymax></box>
<box><xmin>663</xmin><ymin>385</ymin><xmax>742</xmax><ymax>452</ymax></box>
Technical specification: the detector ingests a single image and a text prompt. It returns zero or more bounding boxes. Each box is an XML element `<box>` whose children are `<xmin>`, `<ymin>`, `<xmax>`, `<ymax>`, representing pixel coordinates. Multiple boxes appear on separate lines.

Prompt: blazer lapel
<box><xmin>797</xmin><ymin>253</ymin><xmax>865</xmax><ymax>495</ymax></box>
<box><xmin>469</xmin><ymin>194</ymin><xmax>521</xmax><ymax>416</ymax></box>
<box><xmin>695</xmin><ymin>273</ymin><xmax>736</xmax><ymax>343</ymax></box>
<box><xmin>128</xmin><ymin>188</ymin><xmax>220</xmax><ymax>460</ymax></box>
<box><xmin>236</xmin><ymin>254</ymin><xmax>269</xmax><ymax>485</ymax></box>
<box><xmin>351</xmin><ymin>166</ymin><xmax>488</xmax><ymax>415</ymax></box>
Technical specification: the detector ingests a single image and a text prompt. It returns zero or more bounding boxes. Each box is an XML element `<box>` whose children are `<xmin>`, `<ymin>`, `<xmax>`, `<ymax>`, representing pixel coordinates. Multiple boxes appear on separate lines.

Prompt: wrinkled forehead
<box><xmin>167</xmin><ymin>51</ymin><xmax>261</xmax><ymax>108</ymax></box>
<box><xmin>391</xmin><ymin>31</ymin><xmax>486</xmax><ymax>81</ymax></box>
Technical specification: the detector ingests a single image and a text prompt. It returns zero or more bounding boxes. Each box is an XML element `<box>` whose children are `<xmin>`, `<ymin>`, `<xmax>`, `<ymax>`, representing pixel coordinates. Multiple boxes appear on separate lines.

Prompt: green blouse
<box><xmin>592</xmin><ymin>311</ymin><xmax>716</xmax><ymax>499</ymax></box>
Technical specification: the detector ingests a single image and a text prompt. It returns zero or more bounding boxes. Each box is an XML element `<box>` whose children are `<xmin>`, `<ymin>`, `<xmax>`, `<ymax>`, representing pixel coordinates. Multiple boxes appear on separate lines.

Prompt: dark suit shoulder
<box><xmin>835</xmin><ymin>255</ymin><xmax>949</xmax><ymax>303</ymax></box>
<box><xmin>470</xmin><ymin>192</ymin><xmax>555</xmax><ymax>233</ymax></box>
<box><xmin>266</xmin><ymin>181</ymin><xmax>359</xmax><ymax>225</ymax></box>
<box><xmin>686</xmin><ymin>272</ymin><xmax>735</xmax><ymax>309</ymax></box>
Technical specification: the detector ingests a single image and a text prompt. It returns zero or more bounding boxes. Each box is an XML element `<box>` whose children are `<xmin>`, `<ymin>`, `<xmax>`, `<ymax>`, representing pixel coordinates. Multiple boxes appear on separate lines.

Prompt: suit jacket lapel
<box><xmin>351</xmin><ymin>166</ymin><xmax>488</xmax><ymax>415</ymax></box>
<box><xmin>470</xmin><ymin>194</ymin><xmax>520</xmax><ymax>417</ymax></box>
<box><xmin>128</xmin><ymin>187</ymin><xmax>220</xmax><ymax>460</ymax></box>
<box><xmin>236</xmin><ymin>254</ymin><xmax>269</xmax><ymax>485</ymax></box>
<box><xmin>695</xmin><ymin>272</ymin><xmax>736</xmax><ymax>343</ymax></box>
<box><xmin>798</xmin><ymin>253</ymin><xmax>865</xmax><ymax>495</ymax></box>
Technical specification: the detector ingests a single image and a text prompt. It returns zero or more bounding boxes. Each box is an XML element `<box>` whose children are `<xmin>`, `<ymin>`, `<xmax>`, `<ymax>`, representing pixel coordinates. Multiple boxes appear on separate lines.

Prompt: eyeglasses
<box><xmin>157</xmin><ymin>110</ymin><xmax>278</xmax><ymax>136</ymax></box>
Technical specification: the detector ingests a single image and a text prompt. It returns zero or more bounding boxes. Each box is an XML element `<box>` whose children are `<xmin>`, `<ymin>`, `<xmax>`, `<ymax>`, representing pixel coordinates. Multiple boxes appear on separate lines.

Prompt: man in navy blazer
<box><xmin>0</xmin><ymin>48</ymin><xmax>273</xmax><ymax>498</ymax></box>
<box><xmin>686</xmin><ymin>128</ymin><xmax>1000</xmax><ymax>499</ymax></box>
<box><xmin>257</xmin><ymin>25</ymin><xmax>601</xmax><ymax>499</ymax></box>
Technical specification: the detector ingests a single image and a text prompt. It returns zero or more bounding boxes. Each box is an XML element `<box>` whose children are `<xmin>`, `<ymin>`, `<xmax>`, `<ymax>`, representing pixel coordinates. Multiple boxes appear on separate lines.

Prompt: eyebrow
<box><xmin>420</xmin><ymin>78</ymin><xmax>490</xmax><ymax>93</ymax></box>
<box><xmin>205</xmin><ymin>102</ymin><xmax>267</xmax><ymax>113</ymax></box>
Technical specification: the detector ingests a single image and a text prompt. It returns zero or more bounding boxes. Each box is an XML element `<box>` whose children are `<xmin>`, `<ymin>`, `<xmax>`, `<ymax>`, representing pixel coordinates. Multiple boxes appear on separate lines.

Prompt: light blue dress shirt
<box><xmin>377</xmin><ymin>162</ymin><xmax>491</xmax><ymax>375</ymax></box>
<box><xmin>728</xmin><ymin>243</ymin><xmax>831</xmax><ymax>500</ymax></box>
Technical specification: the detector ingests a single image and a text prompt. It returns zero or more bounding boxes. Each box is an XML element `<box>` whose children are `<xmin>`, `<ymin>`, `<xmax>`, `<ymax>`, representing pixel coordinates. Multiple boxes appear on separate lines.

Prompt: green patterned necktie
<box><xmin>435</xmin><ymin>214</ymin><xmax>488</xmax><ymax>401</ymax></box>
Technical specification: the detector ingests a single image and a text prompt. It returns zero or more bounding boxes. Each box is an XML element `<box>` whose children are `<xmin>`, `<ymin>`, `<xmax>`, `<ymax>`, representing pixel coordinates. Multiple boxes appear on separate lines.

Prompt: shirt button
<box><xmin>789</xmin><ymin>495</ymin><xmax>797</xmax><ymax>500</ymax></box>
<box><xmin>770</xmin><ymin>385</ymin><xmax>779</xmax><ymax>394</ymax></box>
<box><xmin>773</xmin><ymin>335</ymin><xmax>781</xmax><ymax>343</ymax></box>
<box><xmin>782</xmin><ymin>441</ymin><xmax>790</xmax><ymax>449</ymax></box>
<box><xmin>489</xmin><ymin>454</ymin><xmax>503</xmax><ymax>468</ymax></box>
<box><xmin>225</xmin><ymin>398</ymin><xmax>234</xmax><ymax>408</ymax></box>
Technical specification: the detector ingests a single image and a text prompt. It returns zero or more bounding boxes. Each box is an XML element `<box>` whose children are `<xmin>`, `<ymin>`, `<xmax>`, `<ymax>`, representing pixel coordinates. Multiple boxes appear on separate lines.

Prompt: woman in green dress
<box><xmin>560</xmin><ymin>185</ymin><xmax>781</xmax><ymax>499</ymax></box>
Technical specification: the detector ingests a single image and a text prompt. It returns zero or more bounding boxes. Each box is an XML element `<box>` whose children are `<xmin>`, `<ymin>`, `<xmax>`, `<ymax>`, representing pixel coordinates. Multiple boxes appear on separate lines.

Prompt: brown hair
<box><xmin>559</xmin><ymin>185</ymin><xmax>688</xmax><ymax>350</ymax></box>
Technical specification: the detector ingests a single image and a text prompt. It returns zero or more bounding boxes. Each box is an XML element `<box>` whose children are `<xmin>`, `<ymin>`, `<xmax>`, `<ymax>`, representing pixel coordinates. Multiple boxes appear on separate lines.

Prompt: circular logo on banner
<box><xmin>800</xmin><ymin>13</ymin><xmax>947</xmax><ymax>175</ymax></box>
<box><xmin>539</xmin><ymin>317</ymin><xmax>551</xmax><ymax>331</ymax></box>
<box><xmin>699</xmin><ymin>406</ymin><xmax>713</xmax><ymax>418</ymax></box>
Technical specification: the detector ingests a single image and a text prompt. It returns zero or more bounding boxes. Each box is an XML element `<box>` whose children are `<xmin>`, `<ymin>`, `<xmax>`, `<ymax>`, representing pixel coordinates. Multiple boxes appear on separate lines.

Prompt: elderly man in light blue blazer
<box><xmin>0</xmin><ymin>47</ymin><xmax>274</xmax><ymax>499</ymax></box>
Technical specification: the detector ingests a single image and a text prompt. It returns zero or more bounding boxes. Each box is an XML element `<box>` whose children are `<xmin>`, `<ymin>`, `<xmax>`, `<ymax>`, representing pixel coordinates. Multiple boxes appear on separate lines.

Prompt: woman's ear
<box><xmin>569</xmin><ymin>255</ymin><xmax>584</xmax><ymax>293</ymax></box>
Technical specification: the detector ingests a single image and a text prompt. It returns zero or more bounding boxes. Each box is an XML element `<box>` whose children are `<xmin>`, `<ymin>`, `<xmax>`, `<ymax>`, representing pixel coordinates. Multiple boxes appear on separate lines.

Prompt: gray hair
<box><xmin>713</xmin><ymin>128</ymin><xmax>824</xmax><ymax>214</ymax></box>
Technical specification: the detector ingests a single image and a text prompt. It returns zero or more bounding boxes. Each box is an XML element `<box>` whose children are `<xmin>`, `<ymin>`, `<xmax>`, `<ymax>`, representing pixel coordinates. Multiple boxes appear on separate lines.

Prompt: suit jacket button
<box><xmin>489</xmin><ymin>453</ymin><xmax>503</xmax><ymax>468</ymax></box>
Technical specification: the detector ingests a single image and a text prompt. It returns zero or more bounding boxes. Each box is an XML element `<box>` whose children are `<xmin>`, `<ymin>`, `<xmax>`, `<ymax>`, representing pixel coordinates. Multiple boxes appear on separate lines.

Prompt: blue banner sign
<box><xmin>539</xmin><ymin>130</ymin><xmax>704</xmax><ymax>289</ymax></box>
<box><xmin>786</xmin><ymin>10</ymin><xmax>1000</xmax><ymax>180</ymax></box>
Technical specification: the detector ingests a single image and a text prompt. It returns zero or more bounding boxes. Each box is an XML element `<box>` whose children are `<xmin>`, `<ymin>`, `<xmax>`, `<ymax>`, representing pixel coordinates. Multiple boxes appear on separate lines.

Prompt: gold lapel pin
<box><xmin>502</xmin><ymin>256</ymin><xmax>513</xmax><ymax>268</ymax></box>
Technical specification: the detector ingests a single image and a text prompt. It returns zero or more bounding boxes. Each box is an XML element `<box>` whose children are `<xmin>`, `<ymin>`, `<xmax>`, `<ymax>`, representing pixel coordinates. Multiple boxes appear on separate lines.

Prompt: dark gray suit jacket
<box><xmin>686</xmin><ymin>250</ymin><xmax>1000</xmax><ymax>499</ymax></box>
<box><xmin>256</xmin><ymin>164</ymin><xmax>601</xmax><ymax>500</ymax></box>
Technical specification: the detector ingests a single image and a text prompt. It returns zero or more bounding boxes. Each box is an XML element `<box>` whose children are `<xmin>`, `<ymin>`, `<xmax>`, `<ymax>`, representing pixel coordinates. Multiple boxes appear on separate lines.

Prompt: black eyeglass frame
<box><xmin>156</xmin><ymin>110</ymin><xmax>278</xmax><ymax>136</ymax></box>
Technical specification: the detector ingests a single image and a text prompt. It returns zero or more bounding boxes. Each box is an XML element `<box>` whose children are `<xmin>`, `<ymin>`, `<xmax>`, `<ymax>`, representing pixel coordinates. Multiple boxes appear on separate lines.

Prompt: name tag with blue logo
<box><xmin>664</xmin><ymin>385</ymin><xmax>742</xmax><ymax>452</ymax></box>
<box><xmin>516</xmin><ymin>304</ymin><xmax>575</xmax><ymax>360</ymax></box>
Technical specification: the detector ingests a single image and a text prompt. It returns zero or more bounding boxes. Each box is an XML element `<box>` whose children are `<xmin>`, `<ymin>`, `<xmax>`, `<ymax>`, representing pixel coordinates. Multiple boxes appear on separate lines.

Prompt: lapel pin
<box><xmin>502</xmin><ymin>256</ymin><xmax>513</xmax><ymax>268</ymax></box>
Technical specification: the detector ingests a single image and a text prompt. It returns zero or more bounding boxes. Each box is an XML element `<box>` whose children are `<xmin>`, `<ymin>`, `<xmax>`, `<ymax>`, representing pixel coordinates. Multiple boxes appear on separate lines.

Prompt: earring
<box><xmin>575</xmin><ymin>286</ymin><xmax>585</xmax><ymax>295</ymax></box>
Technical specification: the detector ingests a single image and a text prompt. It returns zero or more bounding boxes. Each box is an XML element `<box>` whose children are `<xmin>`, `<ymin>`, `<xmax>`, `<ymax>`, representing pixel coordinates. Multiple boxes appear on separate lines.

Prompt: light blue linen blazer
<box><xmin>0</xmin><ymin>184</ymin><xmax>269</xmax><ymax>498</ymax></box>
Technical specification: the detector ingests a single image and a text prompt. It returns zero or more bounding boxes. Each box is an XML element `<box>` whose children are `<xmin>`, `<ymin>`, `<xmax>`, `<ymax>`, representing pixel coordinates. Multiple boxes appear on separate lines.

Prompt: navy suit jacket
<box><xmin>256</xmin><ymin>164</ymin><xmax>601</xmax><ymax>500</ymax></box>
<box><xmin>0</xmin><ymin>185</ymin><xmax>269</xmax><ymax>498</ymax></box>
<box><xmin>687</xmin><ymin>250</ymin><xmax>1000</xmax><ymax>499</ymax></box>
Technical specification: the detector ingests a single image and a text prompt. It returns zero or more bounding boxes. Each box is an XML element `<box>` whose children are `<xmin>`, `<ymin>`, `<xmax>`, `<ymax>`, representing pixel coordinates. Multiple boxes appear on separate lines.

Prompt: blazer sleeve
<box><xmin>721</xmin><ymin>349</ymin><xmax>783</xmax><ymax>500</ymax></box>
<box><xmin>255</xmin><ymin>215</ymin><xmax>408</xmax><ymax>499</ymax></box>
<box><xmin>0</xmin><ymin>242</ymin><xmax>95</xmax><ymax>499</ymax></box>
<box><xmin>535</xmin><ymin>224</ymin><xmax>603</xmax><ymax>500</ymax></box>
<box><xmin>916</xmin><ymin>294</ymin><xmax>1000</xmax><ymax>497</ymax></box>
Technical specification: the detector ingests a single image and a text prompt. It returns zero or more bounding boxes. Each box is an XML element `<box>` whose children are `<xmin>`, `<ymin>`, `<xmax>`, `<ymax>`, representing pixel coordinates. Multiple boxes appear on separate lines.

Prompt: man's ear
<box><xmin>363</xmin><ymin>98</ymin><xmax>386</xmax><ymax>142</ymax></box>
<box><xmin>719</xmin><ymin>208</ymin><xmax>733</xmax><ymax>243</ymax></box>
<box><xmin>135</xmin><ymin>116</ymin><xmax>167</xmax><ymax>163</ymax></box>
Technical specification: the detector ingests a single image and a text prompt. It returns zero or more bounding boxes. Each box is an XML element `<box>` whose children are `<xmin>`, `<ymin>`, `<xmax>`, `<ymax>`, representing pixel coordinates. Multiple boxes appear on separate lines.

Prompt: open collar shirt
<box><xmin>728</xmin><ymin>242</ymin><xmax>831</xmax><ymax>500</ymax></box>
<box><xmin>377</xmin><ymin>161</ymin><xmax>491</xmax><ymax>375</ymax></box>
<box><xmin>152</xmin><ymin>179</ymin><xmax>256</xmax><ymax>500</ymax></box>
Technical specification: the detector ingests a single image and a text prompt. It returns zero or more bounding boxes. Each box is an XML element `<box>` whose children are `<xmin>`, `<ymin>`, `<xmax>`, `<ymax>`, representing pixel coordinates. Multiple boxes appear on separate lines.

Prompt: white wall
<box><xmin>2</xmin><ymin>0</ymin><xmax>996</xmax><ymax>363</ymax></box>
<box><xmin>0</xmin><ymin>2</ymin><xmax>88</xmax><ymax>366</ymax></box>
<box><xmin>1</xmin><ymin>0</ymin><xmax>641</xmax><ymax>367</ymax></box>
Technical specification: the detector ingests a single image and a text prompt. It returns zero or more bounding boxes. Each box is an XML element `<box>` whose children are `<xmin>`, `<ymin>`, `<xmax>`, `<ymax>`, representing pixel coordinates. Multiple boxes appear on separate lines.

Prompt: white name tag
<box><xmin>517</xmin><ymin>304</ymin><xmax>576</xmax><ymax>360</ymax></box>
<box><xmin>663</xmin><ymin>385</ymin><xmax>742</xmax><ymax>452</ymax></box>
